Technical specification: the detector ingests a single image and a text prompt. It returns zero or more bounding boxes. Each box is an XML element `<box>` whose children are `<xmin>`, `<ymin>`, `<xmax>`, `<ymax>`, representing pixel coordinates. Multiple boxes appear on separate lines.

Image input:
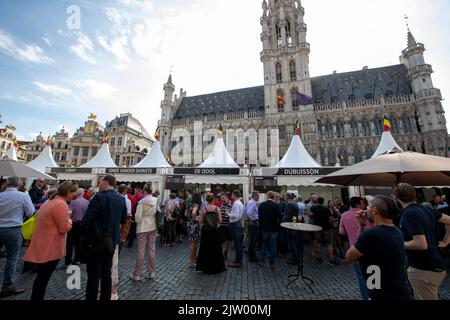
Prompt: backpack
<box><xmin>171</xmin><ymin>202</ymin><xmax>180</xmax><ymax>220</ymax></box>
<box><xmin>204</xmin><ymin>208</ymin><xmax>219</xmax><ymax>231</ymax></box>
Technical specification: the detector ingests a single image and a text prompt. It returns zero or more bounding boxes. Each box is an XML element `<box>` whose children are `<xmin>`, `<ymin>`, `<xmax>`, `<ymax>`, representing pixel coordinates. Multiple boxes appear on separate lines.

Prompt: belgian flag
<box><xmin>277</xmin><ymin>95</ymin><xmax>285</xmax><ymax>105</ymax></box>
<box><xmin>103</xmin><ymin>132</ymin><xmax>109</xmax><ymax>143</ymax></box>
<box><xmin>154</xmin><ymin>127</ymin><xmax>160</xmax><ymax>141</ymax></box>
<box><xmin>45</xmin><ymin>135</ymin><xmax>52</xmax><ymax>145</ymax></box>
<box><xmin>13</xmin><ymin>138</ymin><xmax>18</xmax><ymax>149</ymax></box>
<box><xmin>384</xmin><ymin>116</ymin><xmax>391</xmax><ymax>132</ymax></box>
<box><xmin>218</xmin><ymin>124</ymin><xmax>224</xmax><ymax>137</ymax></box>
<box><xmin>295</xmin><ymin>120</ymin><xmax>301</xmax><ymax>136</ymax></box>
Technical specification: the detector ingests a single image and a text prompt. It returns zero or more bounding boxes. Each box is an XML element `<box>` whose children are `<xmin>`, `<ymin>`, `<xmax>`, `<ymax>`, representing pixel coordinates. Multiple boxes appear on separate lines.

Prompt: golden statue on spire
<box><xmin>88</xmin><ymin>113</ymin><xmax>97</xmax><ymax>121</ymax></box>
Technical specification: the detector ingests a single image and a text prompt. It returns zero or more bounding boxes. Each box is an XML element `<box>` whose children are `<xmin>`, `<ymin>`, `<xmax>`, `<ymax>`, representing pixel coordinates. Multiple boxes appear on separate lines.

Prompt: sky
<box><xmin>0</xmin><ymin>0</ymin><xmax>449</xmax><ymax>141</ymax></box>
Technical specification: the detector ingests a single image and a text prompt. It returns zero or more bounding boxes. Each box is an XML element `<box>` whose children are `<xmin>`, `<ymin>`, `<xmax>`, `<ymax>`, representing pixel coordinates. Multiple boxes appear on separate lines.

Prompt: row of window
<box><xmin>276</xmin><ymin>61</ymin><xmax>297</xmax><ymax>84</ymax></box>
<box><xmin>317</xmin><ymin>116</ymin><xmax>414</xmax><ymax>139</ymax></box>
<box><xmin>73</xmin><ymin>146</ymin><xmax>98</xmax><ymax>157</ymax></box>
<box><xmin>110</xmin><ymin>137</ymin><xmax>123</xmax><ymax>147</ymax></box>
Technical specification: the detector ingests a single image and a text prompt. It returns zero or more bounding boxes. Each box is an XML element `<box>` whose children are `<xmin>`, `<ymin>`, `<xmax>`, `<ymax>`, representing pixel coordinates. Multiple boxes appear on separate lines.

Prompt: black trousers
<box><xmin>247</xmin><ymin>222</ymin><xmax>259</xmax><ymax>260</ymax></box>
<box><xmin>66</xmin><ymin>221</ymin><xmax>81</xmax><ymax>265</ymax></box>
<box><xmin>30</xmin><ymin>259</ymin><xmax>59</xmax><ymax>300</ymax></box>
<box><xmin>126</xmin><ymin>221</ymin><xmax>137</xmax><ymax>248</ymax></box>
<box><xmin>85</xmin><ymin>239</ymin><xmax>114</xmax><ymax>301</ymax></box>
<box><xmin>165</xmin><ymin>220</ymin><xmax>176</xmax><ymax>244</ymax></box>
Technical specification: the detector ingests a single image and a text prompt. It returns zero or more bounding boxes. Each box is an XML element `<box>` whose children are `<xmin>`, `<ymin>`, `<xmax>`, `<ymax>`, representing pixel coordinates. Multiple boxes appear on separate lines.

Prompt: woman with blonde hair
<box><xmin>130</xmin><ymin>183</ymin><xmax>158</xmax><ymax>281</ymax></box>
<box><xmin>24</xmin><ymin>181</ymin><xmax>78</xmax><ymax>300</ymax></box>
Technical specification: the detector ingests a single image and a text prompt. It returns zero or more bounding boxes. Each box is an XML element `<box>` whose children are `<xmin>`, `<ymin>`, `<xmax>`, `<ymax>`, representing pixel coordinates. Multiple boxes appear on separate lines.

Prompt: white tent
<box><xmin>80</xmin><ymin>143</ymin><xmax>116</xmax><ymax>168</ymax></box>
<box><xmin>198</xmin><ymin>137</ymin><xmax>239</xmax><ymax>168</ymax></box>
<box><xmin>6</xmin><ymin>146</ymin><xmax>18</xmax><ymax>161</ymax></box>
<box><xmin>134</xmin><ymin>141</ymin><xmax>171</xmax><ymax>168</ymax></box>
<box><xmin>275</xmin><ymin>135</ymin><xmax>321</xmax><ymax>168</ymax></box>
<box><xmin>371</xmin><ymin>131</ymin><xmax>403</xmax><ymax>159</ymax></box>
<box><xmin>27</xmin><ymin>145</ymin><xmax>58</xmax><ymax>173</ymax></box>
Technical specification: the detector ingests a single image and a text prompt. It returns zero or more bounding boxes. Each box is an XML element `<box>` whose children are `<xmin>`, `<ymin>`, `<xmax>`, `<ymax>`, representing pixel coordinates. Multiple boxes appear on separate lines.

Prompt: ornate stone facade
<box><xmin>23</xmin><ymin>113</ymin><xmax>154</xmax><ymax>168</ymax></box>
<box><xmin>159</xmin><ymin>0</ymin><xmax>448</xmax><ymax>167</ymax></box>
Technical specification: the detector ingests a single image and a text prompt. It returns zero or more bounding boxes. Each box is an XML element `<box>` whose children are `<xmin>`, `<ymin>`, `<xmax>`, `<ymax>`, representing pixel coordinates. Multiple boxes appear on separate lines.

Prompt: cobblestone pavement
<box><xmin>1</xmin><ymin>238</ymin><xmax>450</xmax><ymax>300</ymax></box>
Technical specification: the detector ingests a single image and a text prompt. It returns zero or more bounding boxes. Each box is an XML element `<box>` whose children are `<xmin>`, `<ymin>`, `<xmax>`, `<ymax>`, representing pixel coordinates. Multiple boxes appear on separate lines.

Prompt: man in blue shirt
<box><xmin>0</xmin><ymin>177</ymin><xmax>35</xmax><ymax>298</ymax></box>
<box><xmin>244</xmin><ymin>191</ymin><xmax>260</xmax><ymax>262</ymax></box>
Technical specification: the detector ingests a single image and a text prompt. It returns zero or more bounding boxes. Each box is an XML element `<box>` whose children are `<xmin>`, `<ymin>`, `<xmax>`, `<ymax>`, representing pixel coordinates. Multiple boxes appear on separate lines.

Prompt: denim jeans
<box><xmin>287</xmin><ymin>230</ymin><xmax>300</xmax><ymax>262</ymax></box>
<box><xmin>260</xmin><ymin>232</ymin><xmax>278</xmax><ymax>265</ymax></box>
<box><xmin>0</xmin><ymin>227</ymin><xmax>23</xmax><ymax>291</ymax></box>
<box><xmin>247</xmin><ymin>222</ymin><xmax>259</xmax><ymax>260</ymax></box>
<box><xmin>354</xmin><ymin>262</ymin><xmax>369</xmax><ymax>300</ymax></box>
<box><xmin>229</xmin><ymin>221</ymin><xmax>243</xmax><ymax>263</ymax></box>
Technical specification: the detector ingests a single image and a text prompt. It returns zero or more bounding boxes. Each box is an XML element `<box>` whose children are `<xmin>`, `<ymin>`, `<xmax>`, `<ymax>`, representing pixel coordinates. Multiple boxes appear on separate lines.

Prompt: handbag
<box><xmin>21</xmin><ymin>212</ymin><xmax>39</xmax><ymax>241</ymax></box>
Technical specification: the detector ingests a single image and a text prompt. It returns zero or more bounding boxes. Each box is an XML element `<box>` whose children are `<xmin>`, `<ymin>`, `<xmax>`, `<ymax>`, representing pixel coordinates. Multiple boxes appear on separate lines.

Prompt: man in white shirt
<box><xmin>228</xmin><ymin>191</ymin><xmax>244</xmax><ymax>268</ymax></box>
<box><xmin>0</xmin><ymin>177</ymin><xmax>35</xmax><ymax>298</ymax></box>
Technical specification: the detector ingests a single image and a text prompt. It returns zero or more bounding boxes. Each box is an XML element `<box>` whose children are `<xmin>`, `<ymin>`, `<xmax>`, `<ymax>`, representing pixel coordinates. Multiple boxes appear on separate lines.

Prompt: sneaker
<box><xmin>149</xmin><ymin>272</ymin><xmax>155</xmax><ymax>279</ymax></box>
<box><xmin>111</xmin><ymin>293</ymin><xmax>119</xmax><ymax>301</ymax></box>
<box><xmin>129</xmin><ymin>275</ymin><xmax>144</xmax><ymax>282</ymax></box>
<box><xmin>0</xmin><ymin>288</ymin><xmax>25</xmax><ymax>299</ymax></box>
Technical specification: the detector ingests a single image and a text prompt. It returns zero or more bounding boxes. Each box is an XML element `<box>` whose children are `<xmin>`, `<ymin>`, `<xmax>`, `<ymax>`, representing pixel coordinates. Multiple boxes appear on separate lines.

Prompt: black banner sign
<box><xmin>49</xmin><ymin>168</ymin><xmax>93</xmax><ymax>174</ymax></box>
<box><xmin>105</xmin><ymin>168</ymin><xmax>157</xmax><ymax>175</ymax></box>
<box><xmin>166</xmin><ymin>175</ymin><xmax>186</xmax><ymax>190</ymax></box>
<box><xmin>173</xmin><ymin>168</ymin><xmax>241</xmax><ymax>175</ymax></box>
<box><xmin>275</xmin><ymin>167</ymin><xmax>341</xmax><ymax>176</ymax></box>
<box><xmin>254</xmin><ymin>176</ymin><xmax>281</xmax><ymax>193</ymax></box>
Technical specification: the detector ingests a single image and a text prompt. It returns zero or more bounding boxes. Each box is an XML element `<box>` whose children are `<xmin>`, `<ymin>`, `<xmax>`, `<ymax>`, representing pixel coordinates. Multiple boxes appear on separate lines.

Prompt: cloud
<box><xmin>34</xmin><ymin>81</ymin><xmax>73</xmax><ymax>96</ymax></box>
<box><xmin>42</xmin><ymin>36</ymin><xmax>52</xmax><ymax>47</ymax></box>
<box><xmin>76</xmin><ymin>79</ymin><xmax>118</xmax><ymax>100</ymax></box>
<box><xmin>0</xmin><ymin>30</ymin><xmax>54</xmax><ymax>64</ymax></box>
<box><xmin>70</xmin><ymin>33</ymin><xmax>96</xmax><ymax>64</ymax></box>
<box><xmin>97</xmin><ymin>35</ymin><xmax>130</xmax><ymax>62</ymax></box>
<box><xmin>119</xmin><ymin>0</ymin><xmax>153</xmax><ymax>12</ymax></box>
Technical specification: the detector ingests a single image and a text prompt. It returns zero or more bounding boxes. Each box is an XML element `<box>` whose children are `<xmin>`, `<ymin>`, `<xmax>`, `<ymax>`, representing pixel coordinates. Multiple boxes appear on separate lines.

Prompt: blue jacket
<box><xmin>81</xmin><ymin>189</ymin><xmax>128</xmax><ymax>246</ymax></box>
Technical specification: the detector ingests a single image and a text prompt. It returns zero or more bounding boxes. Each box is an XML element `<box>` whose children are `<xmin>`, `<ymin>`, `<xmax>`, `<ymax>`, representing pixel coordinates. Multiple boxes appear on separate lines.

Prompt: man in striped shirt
<box><xmin>219</xmin><ymin>195</ymin><xmax>233</xmax><ymax>260</ymax></box>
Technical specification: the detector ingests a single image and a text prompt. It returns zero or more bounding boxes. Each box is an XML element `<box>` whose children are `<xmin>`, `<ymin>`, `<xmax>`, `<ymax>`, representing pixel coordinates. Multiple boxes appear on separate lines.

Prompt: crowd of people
<box><xmin>0</xmin><ymin>177</ymin><xmax>449</xmax><ymax>301</ymax></box>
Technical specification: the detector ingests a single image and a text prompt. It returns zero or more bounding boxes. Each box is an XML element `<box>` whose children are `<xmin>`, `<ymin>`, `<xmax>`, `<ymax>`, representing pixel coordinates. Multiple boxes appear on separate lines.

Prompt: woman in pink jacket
<box><xmin>24</xmin><ymin>181</ymin><xmax>78</xmax><ymax>300</ymax></box>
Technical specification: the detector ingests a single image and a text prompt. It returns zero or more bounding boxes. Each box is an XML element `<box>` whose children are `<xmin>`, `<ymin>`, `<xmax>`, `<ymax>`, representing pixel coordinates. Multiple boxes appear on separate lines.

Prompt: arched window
<box><xmin>328</xmin><ymin>150</ymin><xmax>336</xmax><ymax>166</ymax></box>
<box><xmin>390</xmin><ymin>116</ymin><xmax>399</xmax><ymax>134</ymax></box>
<box><xmin>336</xmin><ymin>120</ymin><xmax>345</xmax><ymax>138</ymax></box>
<box><xmin>286</xmin><ymin>19</ymin><xmax>292</xmax><ymax>46</ymax></box>
<box><xmin>325</xmin><ymin>119</ymin><xmax>333</xmax><ymax>139</ymax></box>
<box><xmin>402</xmin><ymin>114</ymin><xmax>413</xmax><ymax>133</ymax></box>
<box><xmin>275</xmin><ymin>23</ymin><xmax>282</xmax><ymax>47</ymax></box>
<box><xmin>365</xmin><ymin>145</ymin><xmax>374</xmax><ymax>159</ymax></box>
<box><xmin>317</xmin><ymin>120</ymin><xmax>323</xmax><ymax>139</ymax></box>
<box><xmin>319</xmin><ymin>148</ymin><xmax>326</xmax><ymax>166</ymax></box>
<box><xmin>350</xmin><ymin>118</ymin><xmax>359</xmax><ymax>137</ymax></box>
<box><xmin>374</xmin><ymin>116</ymin><xmax>383</xmax><ymax>136</ymax></box>
<box><xmin>354</xmin><ymin>148</ymin><xmax>363</xmax><ymax>163</ymax></box>
<box><xmin>0</xmin><ymin>141</ymin><xmax>5</xmax><ymax>149</ymax></box>
<box><xmin>291</xmin><ymin>87</ymin><xmax>299</xmax><ymax>111</ymax></box>
<box><xmin>339</xmin><ymin>150</ymin><xmax>349</xmax><ymax>166</ymax></box>
<box><xmin>276</xmin><ymin>63</ymin><xmax>282</xmax><ymax>84</ymax></box>
<box><xmin>277</xmin><ymin>88</ymin><xmax>285</xmax><ymax>113</ymax></box>
<box><xmin>362</xmin><ymin>120</ymin><xmax>371</xmax><ymax>136</ymax></box>
<box><xmin>407</xmin><ymin>143</ymin><xmax>416</xmax><ymax>152</ymax></box>
<box><xmin>289</xmin><ymin>61</ymin><xmax>297</xmax><ymax>82</ymax></box>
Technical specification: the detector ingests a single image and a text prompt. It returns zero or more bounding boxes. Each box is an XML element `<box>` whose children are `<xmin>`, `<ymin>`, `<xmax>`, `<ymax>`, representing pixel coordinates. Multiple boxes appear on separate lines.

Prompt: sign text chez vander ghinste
<box><xmin>104</xmin><ymin>168</ymin><xmax>158</xmax><ymax>175</ymax></box>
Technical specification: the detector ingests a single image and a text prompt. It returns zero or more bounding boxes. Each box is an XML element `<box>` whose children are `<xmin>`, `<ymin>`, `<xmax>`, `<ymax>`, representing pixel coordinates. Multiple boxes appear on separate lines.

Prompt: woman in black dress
<box><xmin>196</xmin><ymin>193</ymin><xmax>226</xmax><ymax>275</ymax></box>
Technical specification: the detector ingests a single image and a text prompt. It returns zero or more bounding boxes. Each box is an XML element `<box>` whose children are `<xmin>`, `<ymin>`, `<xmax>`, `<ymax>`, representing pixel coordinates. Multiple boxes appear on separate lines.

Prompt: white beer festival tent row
<box><xmin>252</xmin><ymin>122</ymin><xmax>341</xmax><ymax>200</ymax></box>
<box><xmin>107</xmin><ymin>140</ymin><xmax>171</xmax><ymax>194</ymax></box>
<box><xmin>167</xmin><ymin>130</ymin><xmax>250</xmax><ymax>196</ymax></box>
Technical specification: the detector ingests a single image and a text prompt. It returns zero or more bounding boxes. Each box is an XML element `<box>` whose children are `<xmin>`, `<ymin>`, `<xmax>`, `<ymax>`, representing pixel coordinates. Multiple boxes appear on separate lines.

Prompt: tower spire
<box><xmin>404</xmin><ymin>15</ymin><xmax>417</xmax><ymax>47</ymax></box>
